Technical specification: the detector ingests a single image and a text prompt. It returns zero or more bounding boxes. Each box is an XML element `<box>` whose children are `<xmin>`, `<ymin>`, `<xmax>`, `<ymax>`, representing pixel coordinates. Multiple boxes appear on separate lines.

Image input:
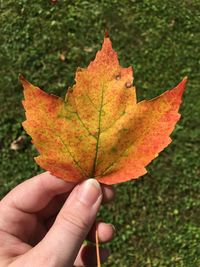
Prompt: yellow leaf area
<box><xmin>21</xmin><ymin>37</ymin><xmax>187</xmax><ymax>185</ymax></box>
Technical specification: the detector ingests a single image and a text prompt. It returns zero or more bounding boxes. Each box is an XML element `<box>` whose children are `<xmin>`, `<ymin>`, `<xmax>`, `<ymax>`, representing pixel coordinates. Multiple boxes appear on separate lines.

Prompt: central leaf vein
<box><xmin>90</xmin><ymin>87</ymin><xmax>105</xmax><ymax>177</ymax></box>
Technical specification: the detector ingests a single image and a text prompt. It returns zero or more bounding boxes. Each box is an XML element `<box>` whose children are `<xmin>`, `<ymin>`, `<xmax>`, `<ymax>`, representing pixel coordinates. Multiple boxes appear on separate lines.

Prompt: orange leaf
<box><xmin>20</xmin><ymin>37</ymin><xmax>187</xmax><ymax>185</ymax></box>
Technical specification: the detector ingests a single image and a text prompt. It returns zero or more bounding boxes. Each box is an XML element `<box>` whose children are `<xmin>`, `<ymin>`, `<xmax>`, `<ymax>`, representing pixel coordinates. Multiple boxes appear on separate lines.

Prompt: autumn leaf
<box><xmin>20</xmin><ymin>37</ymin><xmax>187</xmax><ymax>185</ymax></box>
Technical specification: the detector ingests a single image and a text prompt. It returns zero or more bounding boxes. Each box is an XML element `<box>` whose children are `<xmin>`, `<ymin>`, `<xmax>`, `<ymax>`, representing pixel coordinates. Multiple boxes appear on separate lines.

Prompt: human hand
<box><xmin>0</xmin><ymin>172</ymin><xmax>115</xmax><ymax>267</ymax></box>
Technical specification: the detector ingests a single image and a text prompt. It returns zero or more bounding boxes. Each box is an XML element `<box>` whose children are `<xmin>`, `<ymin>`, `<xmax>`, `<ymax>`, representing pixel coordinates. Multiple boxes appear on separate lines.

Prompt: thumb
<box><xmin>33</xmin><ymin>179</ymin><xmax>102</xmax><ymax>267</ymax></box>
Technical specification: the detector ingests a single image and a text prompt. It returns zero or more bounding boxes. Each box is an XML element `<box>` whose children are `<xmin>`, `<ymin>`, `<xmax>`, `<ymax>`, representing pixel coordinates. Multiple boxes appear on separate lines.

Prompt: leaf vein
<box><xmin>100</xmin><ymin>142</ymin><xmax>133</xmax><ymax>177</ymax></box>
<box><xmin>70</xmin><ymin>94</ymin><xmax>97</xmax><ymax>139</ymax></box>
<box><xmin>101</xmin><ymin>110</ymin><xmax>126</xmax><ymax>133</ymax></box>
<box><xmin>57</xmin><ymin>134</ymin><xmax>89</xmax><ymax>177</ymax></box>
<box><xmin>90</xmin><ymin>87</ymin><xmax>105</xmax><ymax>177</ymax></box>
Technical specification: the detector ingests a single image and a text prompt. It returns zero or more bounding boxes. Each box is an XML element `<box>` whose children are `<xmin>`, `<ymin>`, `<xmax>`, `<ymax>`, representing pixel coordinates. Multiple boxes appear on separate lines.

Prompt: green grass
<box><xmin>0</xmin><ymin>1</ymin><xmax>200</xmax><ymax>266</ymax></box>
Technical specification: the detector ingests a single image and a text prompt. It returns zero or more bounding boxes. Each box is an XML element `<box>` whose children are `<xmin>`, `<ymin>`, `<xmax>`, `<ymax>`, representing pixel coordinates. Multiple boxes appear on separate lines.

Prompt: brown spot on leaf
<box><xmin>125</xmin><ymin>81</ymin><xmax>132</xmax><ymax>88</ymax></box>
<box><xmin>115</xmin><ymin>74</ymin><xmax>121</xmax><ymax>80</ymax></box>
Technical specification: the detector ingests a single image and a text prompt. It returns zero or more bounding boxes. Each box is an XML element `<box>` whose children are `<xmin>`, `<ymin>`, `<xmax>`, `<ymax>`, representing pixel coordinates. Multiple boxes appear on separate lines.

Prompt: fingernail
<box><xmin>77</xmin><ymin>179</ymin><xmax>102</xmax><ymax>206</ymax></box>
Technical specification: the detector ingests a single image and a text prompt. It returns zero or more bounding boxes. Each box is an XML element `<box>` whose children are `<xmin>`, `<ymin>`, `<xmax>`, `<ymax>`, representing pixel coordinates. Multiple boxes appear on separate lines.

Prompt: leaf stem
<box><xmin>96</xmin><ymin>224</ymin><xmax>101</xmax><ymax>267</ymax></box>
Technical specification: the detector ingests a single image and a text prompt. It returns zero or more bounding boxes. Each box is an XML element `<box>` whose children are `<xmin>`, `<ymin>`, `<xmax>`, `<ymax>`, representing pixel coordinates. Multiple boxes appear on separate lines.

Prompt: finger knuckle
<box><xmin>58</xmin><ymin>210</ymin><xmax>89</xmax><ymax>236</ymax></box>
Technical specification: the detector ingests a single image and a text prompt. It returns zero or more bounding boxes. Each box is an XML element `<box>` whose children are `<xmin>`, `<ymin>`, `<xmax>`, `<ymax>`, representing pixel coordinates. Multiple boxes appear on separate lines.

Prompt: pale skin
<box><xmin>0</xmin><ymin>172</ymin><xmax>115</xmax><ymax>267</ymax></box>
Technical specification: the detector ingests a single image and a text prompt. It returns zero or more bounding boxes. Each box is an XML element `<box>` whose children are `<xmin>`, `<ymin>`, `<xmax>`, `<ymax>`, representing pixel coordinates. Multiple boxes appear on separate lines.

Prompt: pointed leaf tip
<box><xmin>19</xmin><ymin>75</ymin><xmax>31</xmax><ymax>89</ymax></box>
<box><xmin>181</xmin><ymin>76</ymin><xmax>188</xmax><ymax>90</ymax></box>
<box><xmin>19</xmin><ymin>74</ymin><xmax>25</xmax><ymax>82</ymax></box>
<box><xmin>181</xmin><ymin>76</ymin><xmax>188</xmax><ymax>86</ymax></box>
<box><xmin>173</xmin><ymin>77</ymin><xmax>187</xmax><ymax>98</ymax></box>
<box><xmin>104</xmin><ymin>30</ymin><xmax>109</xmax><ymax>38</ymax></box>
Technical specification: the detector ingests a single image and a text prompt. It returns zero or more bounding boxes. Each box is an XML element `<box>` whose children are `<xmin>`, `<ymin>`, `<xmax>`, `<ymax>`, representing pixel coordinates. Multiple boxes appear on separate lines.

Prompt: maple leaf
<box><xmin>20</xmin><ymin>37</ymin><xmax>187</xmax><ymax>185</ymax></box>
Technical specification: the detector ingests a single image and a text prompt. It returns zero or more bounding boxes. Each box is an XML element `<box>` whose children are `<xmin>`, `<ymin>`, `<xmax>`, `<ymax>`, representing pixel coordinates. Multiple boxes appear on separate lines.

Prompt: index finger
<box><xmin>1</xmin><ymin>172</ymin><xmax>75</xmax><ymax>213</ymax></box>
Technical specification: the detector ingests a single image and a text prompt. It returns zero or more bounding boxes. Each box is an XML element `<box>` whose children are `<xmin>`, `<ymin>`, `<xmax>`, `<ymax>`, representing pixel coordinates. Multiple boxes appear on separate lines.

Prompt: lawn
<box><xmin>0</xmin><ymin>1</ymin><xmax>200</xmax><ymax>266</ymax></box>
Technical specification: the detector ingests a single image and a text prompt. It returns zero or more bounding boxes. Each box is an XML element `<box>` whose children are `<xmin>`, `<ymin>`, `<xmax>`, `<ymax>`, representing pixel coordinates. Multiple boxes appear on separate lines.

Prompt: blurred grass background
<box><xmin>0</xmin><ymin>0</ymin><xmax>200</xmax><ymax>266</ymax></box>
